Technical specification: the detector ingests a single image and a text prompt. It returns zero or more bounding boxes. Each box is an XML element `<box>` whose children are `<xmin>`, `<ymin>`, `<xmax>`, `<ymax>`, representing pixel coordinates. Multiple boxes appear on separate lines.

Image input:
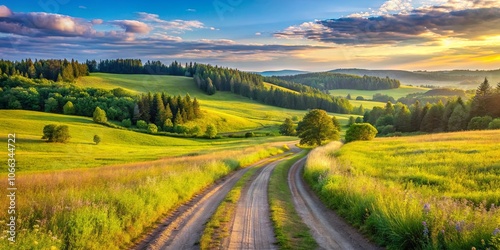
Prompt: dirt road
<box><xmin>134</xmin><ymin>165</ymin><xmax>253</xmax><ymax>250</ymax></box>
<box><xmin>288</xmin><ymin>157</ymin><xmax>381</xmax><ymax>250</ymax></box>
<box><xmin>226</xmin><ymin>160</ymin><xmax>282</xmax><ymax>250</ymax></box>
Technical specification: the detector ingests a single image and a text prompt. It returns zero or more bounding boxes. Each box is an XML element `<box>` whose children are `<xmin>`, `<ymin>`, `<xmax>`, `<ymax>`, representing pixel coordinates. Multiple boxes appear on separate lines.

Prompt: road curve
<box><xmin>288</xmin><ymin>157</ymin><xmax>381</xmax><ymax>250</ymax></box>
<box><xmin>227</xmin><ymin>159</ymin><xmax>283</xmax><ymax>250</ymax></box>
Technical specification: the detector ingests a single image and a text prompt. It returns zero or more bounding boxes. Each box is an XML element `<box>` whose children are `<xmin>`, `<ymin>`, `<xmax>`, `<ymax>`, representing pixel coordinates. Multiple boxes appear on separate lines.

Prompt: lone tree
<box><xmin>93</xmin><ymin>135</ymin><xmax>101</xmax><ymax>145</ymax></box>
<box><xmin>63</xmin><ymin>101</ymin><xmax>75</xmax><ymax>115</ymax></box>
<box><xmin>42</xmin><ymin>124</ymin><xmax>71</xmax><ymax>143</ymax></box>
<box><xmin>279</xmin><ymin>118</ymin><xmax>296</xmax><ymax>136</ymax></box>
<box><xmin>205</xmin><ymin>124</ymin><xmax>217</xmax><ymax>139</ymax></box>
<box><xmin>345</xmin><ymin>123</ymin><xmax>378</xmax><ymax>143</ymax></box>
<box><xmin>93</xmin><ymin>107</ymin><xmax>107</xmax><ymax>124</ymax></box>
<box><xmin>297</xmin><ymin>109</ymin><xmax>339</xmax><ymax>146</ymax></box>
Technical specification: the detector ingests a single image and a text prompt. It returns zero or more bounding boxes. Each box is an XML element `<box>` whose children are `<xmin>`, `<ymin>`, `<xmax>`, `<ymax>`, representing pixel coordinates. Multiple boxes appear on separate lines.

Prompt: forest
<box><xmin>0</xmin><ymin>74</ymin><xmax>201</xmax><ymax>132</ymax></box>
<box><xmin>361</xmin><ymin>79</ymin><xmax>500</xmax><ymax>135</ymax></box>
<box><xmin>0</xmin><ymin>59</ymin><xmax>88</xmax><ymax>82</ymax></box>
<box><xmin>277</xmin><ymin>72</ymin><xmax>401</xmax><ymax>90</ymax></box>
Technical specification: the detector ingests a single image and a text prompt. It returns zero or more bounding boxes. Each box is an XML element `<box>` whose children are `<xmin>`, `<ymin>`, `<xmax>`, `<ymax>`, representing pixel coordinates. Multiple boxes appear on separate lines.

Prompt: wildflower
<box><xmin>493</xmin><ymin>228</ymin><xmax>500</xmax><ymax>236</ymax></box>
<box><xmin>34</xmin><ymin>241</ymin><xmax>39</xmax><ymax>245</ymax></box>
<box><xmin>51</xmin><ymin>246</ymin><xmax>57</xmax><ymax>250</ymax></box>
<box><xmin>423</xmin><ymin>203</ymin><xmax>431</xmax><ymax>214</ymax></box>
<box><xmin>422</xmin><ymin>221</ymin><xmax>429</xmax><ymax>238</ymax></box>
<box><xmin>455</xmin><ymin>221</ymin><xmax>464</xmax><ymax>233</ymax></box>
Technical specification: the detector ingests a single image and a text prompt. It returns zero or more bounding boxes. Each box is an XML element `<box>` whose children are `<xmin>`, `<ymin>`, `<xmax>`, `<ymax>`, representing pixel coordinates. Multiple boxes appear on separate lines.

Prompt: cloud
<box><xmin>136</xmin><ymin>12</ymin><xmax>207</xmax><ymax>33</ymax></box>
<box><xmin>78</xmin><ymin>5</ymin><xmax>87</xmax><ymax>9</ymax></box>
<box><xmin>275</xmin><ymin>1</ymin><xmax>500</xmax><ymax>45</ymax></box>
<box><xmin>0</xmin><ymin>11</ymin><xmax>95</xmax><ymax>37</ymax></box>
<box><xmin>0</xmin><ymin>5</ymin><xmax>12</xmax><ymax>17</ymax></box>
<box><xmin>186</xmin><ymin>8</ymin><xmax>196</xmax><ymax>12</ymax></box>
<box><xmin>255</xmin><ymin>32</ymin><xmax>261</xmax><ymax>36</ymax></box>
<box><xmin>91</xmin><ymin>19</ymin><xmax>103</xmax><ymax>25</ymax></box>
<box><xmin>109</xmin><ymin>20</ymin><xmax>151</xmax><ymax>34</ymax></box>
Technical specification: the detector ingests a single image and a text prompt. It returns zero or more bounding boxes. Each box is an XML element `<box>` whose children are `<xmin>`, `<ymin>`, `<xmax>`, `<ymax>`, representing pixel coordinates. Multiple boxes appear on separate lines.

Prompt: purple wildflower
<box><xmin>494</xmin><ymin>228</ymin><xmax>500</xmax><ymax>236</ymax></box>
<box><xmin>423</xmin><ymin>203</ymin><xmax>431</xmax><ymax>214</ymax></box>
<box><xmin>423</xmin><ymin>221</ymin><xmax>429</xmax><ymax>238</ymax></box>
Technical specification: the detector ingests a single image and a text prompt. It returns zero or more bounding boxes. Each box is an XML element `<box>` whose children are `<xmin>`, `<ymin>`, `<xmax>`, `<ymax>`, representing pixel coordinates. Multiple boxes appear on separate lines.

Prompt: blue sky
<box><xmin>1</xmin><ymin>0</ymin><xmax>500</xmax><ymax>71</ymax></box>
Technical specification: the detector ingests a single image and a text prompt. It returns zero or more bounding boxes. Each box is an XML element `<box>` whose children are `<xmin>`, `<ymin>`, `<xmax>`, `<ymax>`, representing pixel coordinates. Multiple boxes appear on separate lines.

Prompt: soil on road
<box><xmin>226</xmin><ymin>159</ymin><xmax>283</xmax><ymax>250</ymax></box>
<box><xmin>288</xmin><ymin>156</ymin><xmax>382</xmax><ymax>250</ymax></box>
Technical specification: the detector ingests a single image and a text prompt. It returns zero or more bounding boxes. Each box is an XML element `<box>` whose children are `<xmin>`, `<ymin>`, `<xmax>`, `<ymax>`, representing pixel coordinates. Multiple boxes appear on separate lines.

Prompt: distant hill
<box><xmin>258</xmin><ymin>70</ymin><xmax>309</xmax><ymax>77</ymax></box>
<box><xmin>330</xmin><ymin>68</ymin><xmax>500</xmax><ymax>88</ymax></box>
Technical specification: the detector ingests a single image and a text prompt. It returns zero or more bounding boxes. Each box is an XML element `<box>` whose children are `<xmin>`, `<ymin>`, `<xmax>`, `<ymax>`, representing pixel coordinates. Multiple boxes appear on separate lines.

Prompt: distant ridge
<box><xmin>257</xmin><ymin>70</ymin><xmax>309</xmax><ymax>77</ymax></box>
<box><xmin>329</xmin><ymin>68</ymin><xmax>500</xmax><ymax>86</ymax></box>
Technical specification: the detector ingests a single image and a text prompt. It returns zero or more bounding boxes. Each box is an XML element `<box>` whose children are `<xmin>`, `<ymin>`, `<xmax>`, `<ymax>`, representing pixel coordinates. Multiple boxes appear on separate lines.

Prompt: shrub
<box><xmin>136</xmin><ymin>120</ymin><xmax>148</xmax><ymax>130</ymax></box>
<box><xmin>147</xmin><ymin>124</ymin><xmax>158</xmax><ymax>134</ymax></box>
<box><xmin>42</xmin><ymin>124</ymin><xmax>71</xmax><ymax>143</ymax></box>
<box><xmin>63</xmin><ymin>101</ymin><xmax>75</xmax><ymax>115</ymax></box>
<box><xmin>190</xmin><ymin>125</ymin><xmax>202</xmax><ymax>136</ymax></box>
<box><xmin>245</xmin><ymin>132</ymin><xmax>255</xmax><ymax>138</ymax></box>
<box><xmin>121</xmin><ymin>118</ymin><xmax>132</xmax><ymax>128</ymax></box>
<box><xmin>467</xmin><ymin>116</ymin><xmax>492</xmax><ymax>130</ymax></box>
<box><xmin>345</xmin><ymin>123</ymin><xmax>378</xmax><ymax>143</ymax></box>
<box><xmin>356</xmin><ymin>96</ymin><xmax>365</xmax><ymax>100</ymax></box>
<box><xmin>488</xmin><ymin>118</ymin><xmax>500</xmax><ymax>129</ymax></box>
<box><xmin>205</xmin><ymin>124</ymin><xmax>217</xmax><ymax>139</ymax></box>
<box><xmin>92</xmin><ymin>107</ymin><xmax>107</xmax><ymax>124</ymax></box>
<box><xmin>93</xmin><ymin>135</ymin><xmax>101</xmax><ymax>145</ymax></box>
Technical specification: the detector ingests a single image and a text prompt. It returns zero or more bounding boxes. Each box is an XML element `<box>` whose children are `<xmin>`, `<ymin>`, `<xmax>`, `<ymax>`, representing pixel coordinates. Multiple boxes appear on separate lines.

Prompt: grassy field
<box><xmin>304</xmin><ymin>131</ymin><xmax>500</xmax><ymax>249</ymax></box>
<box><xmin>0</xmin><ymin>110</ymin><xmax>297</xmax><ymax>172</ymax></box>
<box><xmin>76</xmin><ymin>73</ymin><xmax>353</xmax><ymax>132</ymax></box>
<box><xmin>0</xmin><ymin>139</ymin><xmax>287</xmax><ymax>249</ymax></box>
<box><xmin>330</xmin><ymin>85</ymin><xmax>430</xmax><ymax>100</ymax></box>
<box><xmin>263</xmin><ymin>81</ymin><xmax>299</xmax><ymax>94</ymax></box>
<box><xmin>349</xmin><ymin>100</ymin><xmax>386</xmax><ymax>110</ymax></box>
<box><xmin>269</xmin><ymin>151</ymin><xmax>318</xmax><ymax>249</ymax></box>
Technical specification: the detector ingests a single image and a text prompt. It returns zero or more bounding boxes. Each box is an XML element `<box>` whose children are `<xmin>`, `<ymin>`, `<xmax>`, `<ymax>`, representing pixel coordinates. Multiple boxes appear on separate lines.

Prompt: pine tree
<box><xmin>395</xmin><ymin>105</ymin><xmax>412</xmax><ymax>132</ymax></box>
<box><xmin>193</xmin><ymin>98</ymin><xmax>201</xmax><ymax>118</ymax></box>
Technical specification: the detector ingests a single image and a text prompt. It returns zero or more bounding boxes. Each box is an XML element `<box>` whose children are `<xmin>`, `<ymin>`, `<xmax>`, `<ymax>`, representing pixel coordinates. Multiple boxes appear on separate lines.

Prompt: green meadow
<box><xmin>330</xmin><ymin>85</ymin><xmax>430</xmax><ymax>100</ymax></box>
<box><xmin>0</xmin><ymin>110</ymin><xmax>297</xmax><ymax>172</ymax></box>
<box><xmin>76</xmin><ymin>73</ymin><xmax>353</xmax><ymax>132</ymax></box>
<box><xmin>304</xmin><ymin>131</ymin><xmax>500</xmax><ymax>249</ymax></box>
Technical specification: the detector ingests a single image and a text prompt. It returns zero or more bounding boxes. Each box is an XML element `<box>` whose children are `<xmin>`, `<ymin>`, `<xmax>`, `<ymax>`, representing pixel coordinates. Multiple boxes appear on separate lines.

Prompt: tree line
<box><xmin>88</xmin><ymin>59</ymin><xmax>195</xmax><ymax>76</ymax></box>
<box><xmin>0</xmin><ymin>59</ymin><xmax>89</xmax><ymax>82</ymax></box>
<box><xmin>193</xmin><ymin>64</ymin><xmax>353</xmax><ymax>114</ymax></box>
<box><xmin>277</xmin><ymin>72</ymin><xmax>401</xmax><ymax>90</ymax></box>
<box><xmin>360</xmin><ymin>78</ymin><xmax>500</xmax><ymax>135</ymax></box>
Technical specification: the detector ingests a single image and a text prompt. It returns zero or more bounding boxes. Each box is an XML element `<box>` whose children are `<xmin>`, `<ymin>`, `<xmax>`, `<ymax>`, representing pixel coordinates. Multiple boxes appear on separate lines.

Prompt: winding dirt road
<box><xmin>288</xmin><ymin>157</ymin><xmax>381</xmax><ymax>250</ymax></box>
<box><xmin>226</xmin><ymin>159</ymin><xmax>282</xmax><ymax>250</ymax></box>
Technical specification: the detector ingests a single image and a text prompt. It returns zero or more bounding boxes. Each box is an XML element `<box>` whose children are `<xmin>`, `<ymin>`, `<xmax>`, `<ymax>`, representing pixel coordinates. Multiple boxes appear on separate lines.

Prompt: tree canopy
<box><xmin>297</xmin><ymin>109</ymin><xmax>340</xmax><ymax>145</ymax></box>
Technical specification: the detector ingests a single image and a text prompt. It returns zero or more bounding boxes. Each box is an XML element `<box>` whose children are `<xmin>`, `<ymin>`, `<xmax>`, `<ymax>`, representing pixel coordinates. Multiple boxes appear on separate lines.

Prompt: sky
<box><xmin>0</xmin><ymin>0</ymin><xmax>500</xmax><ymax>71</ymax></box>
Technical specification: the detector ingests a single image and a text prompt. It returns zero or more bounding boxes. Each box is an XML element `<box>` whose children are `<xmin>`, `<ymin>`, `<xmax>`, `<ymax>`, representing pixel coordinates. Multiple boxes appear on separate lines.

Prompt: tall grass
<box><xmin>0</xmin><ymin>144</ymin><xmax>285</xmax><ymax>249</ymax></box>
<box><xmin>304</xmin><ymin>131</ymin><xmax>500</xmax><ymax>250</ymax></box>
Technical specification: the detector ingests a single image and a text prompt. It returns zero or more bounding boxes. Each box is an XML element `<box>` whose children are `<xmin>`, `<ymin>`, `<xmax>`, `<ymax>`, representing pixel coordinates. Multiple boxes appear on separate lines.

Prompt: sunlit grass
<box><xmin>0</xmin><ymin>144</ymin><xmax>286</xmax><ymax>249</ymax></box>
<box><xmin>330</xmin><ymin>85</ymin><xmax>429</xmax><ymax>100</ymax></box>
<box><xmin>304</xmin><ymin>131</ymin><xmax>500</xmax><ymax>249</ymax></box>
<box><xmin>75</xmin><ymin>73</ymin><xmax>354</xmax><ymax>132</ymax></box>
<box><xmin>0</xmin><ymin>110</ymin><xmax>296</xmax><ymax>172</ymax></box>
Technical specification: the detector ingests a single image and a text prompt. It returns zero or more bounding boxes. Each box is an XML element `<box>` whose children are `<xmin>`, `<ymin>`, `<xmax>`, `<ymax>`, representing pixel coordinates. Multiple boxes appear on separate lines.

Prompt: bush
<box><xmin>136</xmin><ymin>120</ymin><xmax>148</xmax><ymax>130</ymax></box>
<box><xmin>147</xmin><ymin>123</ymin><xmax>158</xmax><ymax>134</ymax></box>
<box><xmin>121</xmin><ymin>118</ymin><xmax>132</xmax><ymax>128</ymax></box>
<box><xmin>92</xmin><ymin>107</ymin><xmax>107</xmax><ymax>124</ymax></box>
<box><xmin>63</xmin><ymin>101</ymin><xmax>75</xmax><ymax>115</ymax></box>
<box><xmin>205</xmin><ymin>124</ymin><xmax>217</xmax><ymax>139</ymax></box>
<box><xmin>93</xmin><ymin>135</ymin><xmax>101</xmax><ymax>145</ymax></box>
<box><xmin>488</xmin><ymin>118</ymin><xmax>500</xmax><ymax>129</ymax></box>
<box><xmin>174</xmin><ymin>125</ymin><xmax>189</xmax><ymax>134</ymax></box>
<box><xmin>245</xmin><ymin>132</ymin><xmax>255</xmax><ymax>138</ymax></box>
<box><xmin>467</xmin><ymin>116</ymin><xmax>492</xmax><ymax>130</ymax></box>
<box><xmin>356</xmin><ymin>96</ymin><xmax>365</xmax><ymax>100</ymax></box>
<box><xmin>345</xmin><ymin>123</ymin><xmax>378</xmax><ymax>143</ymax></box>
<box><xmin>42</xmin><ymin>124</ymin><xmax>71</xmax><ymax>143</ymax></box>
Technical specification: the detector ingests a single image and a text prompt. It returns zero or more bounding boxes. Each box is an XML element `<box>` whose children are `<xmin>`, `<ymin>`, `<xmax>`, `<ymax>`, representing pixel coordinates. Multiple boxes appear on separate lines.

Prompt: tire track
<box><xmin>288</xmin><ymin>157</ymin><xmax>381</xmax><ymax>250</ymax></box>
<box><xmin>227</xmin><ymin>159</ymin><xmax>286</xmax><ymax>249</ymax></box>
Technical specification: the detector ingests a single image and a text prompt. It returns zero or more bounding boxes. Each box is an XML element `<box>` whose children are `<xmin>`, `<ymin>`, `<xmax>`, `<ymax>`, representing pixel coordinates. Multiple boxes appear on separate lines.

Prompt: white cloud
<box><xmin>0</xmin><ymin>5</ymin><xmax>12</xmax><ymax>17</ymax></box>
